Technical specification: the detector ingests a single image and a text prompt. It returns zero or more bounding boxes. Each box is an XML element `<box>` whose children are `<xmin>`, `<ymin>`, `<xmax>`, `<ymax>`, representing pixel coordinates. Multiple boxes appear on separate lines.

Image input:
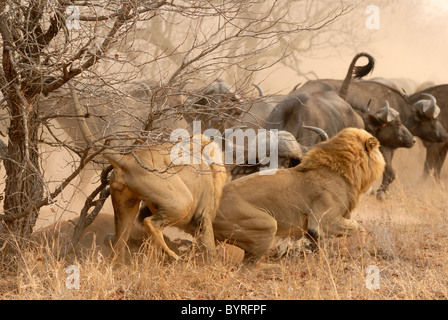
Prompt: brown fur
<box><xmin>213</xmin><ymin>128</ymin><xmax>385</xmax><ymax>265</ymax></box>
<box><xmin>69</xmin><ymin>84</ymin><xmax>226</xmax><ymax>262</ymax></box>
<box><xmin>31</xmin><ymin>213</ymin><xmax>192</xmax><ymax>258</ymax></box>
<box><xmin>106</xmin><ymin>138</ymin><xmax>226</xmax><ymax>262</ymax></box>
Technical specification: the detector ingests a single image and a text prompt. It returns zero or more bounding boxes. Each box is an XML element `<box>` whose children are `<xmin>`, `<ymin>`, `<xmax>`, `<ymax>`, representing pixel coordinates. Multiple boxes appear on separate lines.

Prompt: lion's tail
<box><xmin>69</xmin><ymin>82</ymin><xmax>124</xmax><ymax>167</ymax></box>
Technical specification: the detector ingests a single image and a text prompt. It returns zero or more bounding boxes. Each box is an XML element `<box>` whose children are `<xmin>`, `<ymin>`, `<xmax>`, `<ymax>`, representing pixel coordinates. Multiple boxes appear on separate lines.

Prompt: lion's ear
<box><xmin>365</xmin><ymin>137</ymin><xmax>379</xmax><ymax>153</ymax></box>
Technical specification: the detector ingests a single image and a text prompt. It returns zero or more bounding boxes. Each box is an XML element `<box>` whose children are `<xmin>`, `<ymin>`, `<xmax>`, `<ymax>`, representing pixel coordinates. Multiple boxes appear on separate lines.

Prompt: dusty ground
<box><xmin>1</xmin><ymin>140</ymin><xmax>448</xmax><ymax>300</ymax></box>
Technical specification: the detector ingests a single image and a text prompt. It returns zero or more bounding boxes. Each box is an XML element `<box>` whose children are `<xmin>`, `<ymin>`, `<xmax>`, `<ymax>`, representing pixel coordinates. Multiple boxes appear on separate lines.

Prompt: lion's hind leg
<box><xmin>308</xmin><ymin>210</ymin><xmax>359</xmax><ymax>241</ymax></box>
<box><xmin>109</xmin><ymin>183</ymin><xmax>141</xmax><ymax>263</ymax></box>
<box><xmin>143</xmin><ymin>214</ymin><xmax>180</xmax><ymax>261</ymax></box>
<box><xmin>192</xmin><ymin>208</ymin><xmax>217</xmax><ymax>261</ymax></box>
<box><xmin>216</xmin><ymin>212</ymin><xmax>277</xmax><ymax>267</ymax></box>
<box><xmin>241</xmin><ymin>232</ymin><xmax>276</xmax><ymax>266</ymax></box>
<box><xmin>141</xmin><ymin>196</ymin><xmax>194</xmax><ymax>261</ymax></box>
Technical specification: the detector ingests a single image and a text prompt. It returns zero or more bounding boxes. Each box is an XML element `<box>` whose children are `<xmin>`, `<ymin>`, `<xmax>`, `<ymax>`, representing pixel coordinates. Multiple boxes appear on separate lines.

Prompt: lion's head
<box><xmin>297</xmin><ymin>128</ymin><xmax>385</xmax><ymax>194</ymax></box>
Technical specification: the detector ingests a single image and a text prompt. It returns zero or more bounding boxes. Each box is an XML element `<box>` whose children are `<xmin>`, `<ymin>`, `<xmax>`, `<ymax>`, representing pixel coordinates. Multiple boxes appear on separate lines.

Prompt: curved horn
<box><xmin>303</xmin><ymin>125</ymin><xmax>329</xmax><ymax>141</ymax></box>
<box><xmin>363</xmin><ymin>99</ymin><xmax>372</xmax><ymax>113</ymax></box>
<box><xmin>420</xmin><ymin>93</ymin><xmax>436</xmax><ymax>107</ymax></box>
<box><xmin>69</xmin><ymin>83</ymin><xmax>97</xmax><ymax>146</ymax></box>
<box><xmin>402</xmin><ymin>88</ymin><xmax>408</xmax><ymax>97</ymax></box>
<box><xmin>384</xmin><ymin>101</ymin><xmax>393</xmax><ymax>122</ymax></box>
<box><xmin>419</xmin><ymin>93</ymin><xmax>440</xmax><ymax>118</ymax></box>
<box><xmin>291</xmin><ymin>82</ymin><xmax>302</xmax><ymax>92</ymax></box>
<box><xmin>252</xmin><ymin>84</ymin><xmax>263</xmax><ymax>97</ymax></box>
<box><xmin>351</xmin><ymin>99</ymin><xmax>371</xmax><ymax>113</ymax></box>
<box><xmin>378</xmin><ymin>100</ymin><xmax>398</xmax><ymax>123</ymax></box>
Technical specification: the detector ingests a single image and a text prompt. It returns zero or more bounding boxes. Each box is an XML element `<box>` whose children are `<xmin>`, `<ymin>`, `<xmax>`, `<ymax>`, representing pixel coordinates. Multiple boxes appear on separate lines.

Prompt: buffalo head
<box><xmin>410</xmin><ymin>93</ymin><xmax>447</xmax><ymax>143</ymax></box>
<box><xmin>230</xmin><ymin>126</ymin><xmax>328</xmax><ymax>178</ymax></box>
<box><xmin>363</xmin><ymin>101</ymin><xmax>415</xmax><ymax>149</ymax></box>
<box><xmin>184</xmin><ymin>79</ymin><xmax>241</xmax><ymax>131</ymax></box>
<box><xmin>252</xmin><ymin>125</ymin><xmax>328</xmax><ymax>169</ymax></box>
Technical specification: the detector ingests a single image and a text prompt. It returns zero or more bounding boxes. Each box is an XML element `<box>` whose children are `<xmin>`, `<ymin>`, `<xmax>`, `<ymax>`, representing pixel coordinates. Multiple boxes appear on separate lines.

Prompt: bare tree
<box><xmin>0</xmin><ymin>0</ymin><xmax>167</xmax><ymax>250</ymax></box>
<box><xmin>0</xmin><ymin>0</ymin><xmax>356</xmax><ymax>258</ymax></box>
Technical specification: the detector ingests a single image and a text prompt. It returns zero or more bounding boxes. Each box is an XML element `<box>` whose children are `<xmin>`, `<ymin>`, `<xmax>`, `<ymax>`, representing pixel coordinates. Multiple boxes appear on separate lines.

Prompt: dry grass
<box><xmin>1</xmin><ymin>143</ymin><xmax>448</xmax><ymax>300</ymax></box>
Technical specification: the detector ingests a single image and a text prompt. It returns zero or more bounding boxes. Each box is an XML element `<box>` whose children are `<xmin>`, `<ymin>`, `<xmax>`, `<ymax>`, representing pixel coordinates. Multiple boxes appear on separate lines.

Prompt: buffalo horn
<box><xmin>252</xmin><ymin>84</ymin><xmax>263</xmax><ymax>97</ymax></box>
<box><xmin>402</xmin><ymin>88</ymin><xmax>408</xmax><ymax>97</ymax></box>
<box><xmin>363</xmin><ymin>99</ymin><xmax>372</xmax><ymax>113</ymax></box>
<box><xmin>419</xmin><ymin>93</ymin><xmax>440</xmax><ymax>118</ymax></box>
<box><xmin>376</xmin><ymin>100</ymin><xmax>398</xmax><ymax>123</ymax></box>
<box><xmin>303</xmin><ymin>125</ymin><xmax>329</xmax><ymax>141</ymax></box>
<box><xmin>291</xmin><ymin>82</ymin><xmax>302</xmax><ymax>92</ymax></box>
<box><xmin>384</xmin><ymin>101</ymin><xmax>396</xmax><ymax>122</ymax></box>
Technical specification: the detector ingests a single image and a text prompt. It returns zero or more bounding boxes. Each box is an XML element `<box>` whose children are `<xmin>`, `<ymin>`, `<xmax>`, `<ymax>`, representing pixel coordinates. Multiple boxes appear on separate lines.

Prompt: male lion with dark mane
<box><xmin>213</xmin><ymin>128</ymin><xmax>385</xmax><ymax>265</ymax></box>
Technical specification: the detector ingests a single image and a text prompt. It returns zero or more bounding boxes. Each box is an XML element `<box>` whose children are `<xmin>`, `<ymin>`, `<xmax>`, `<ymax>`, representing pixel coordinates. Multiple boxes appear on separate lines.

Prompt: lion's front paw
<box><xmin>376</xmin><ymin>190</ymin><xmax>386</xmax><ymax>201</ymax></box>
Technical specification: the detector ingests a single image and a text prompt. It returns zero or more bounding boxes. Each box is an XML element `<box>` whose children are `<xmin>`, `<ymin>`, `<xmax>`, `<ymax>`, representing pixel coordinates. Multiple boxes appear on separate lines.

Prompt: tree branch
<box><xmin>0</xmin><ymin>146</ymin><xmax>103</xmax><ymax>222</ymax></box>
<box><xmin>41</xmin><ymin>1</ymin><xmax>168</xmax><ymax>95</ymax></box>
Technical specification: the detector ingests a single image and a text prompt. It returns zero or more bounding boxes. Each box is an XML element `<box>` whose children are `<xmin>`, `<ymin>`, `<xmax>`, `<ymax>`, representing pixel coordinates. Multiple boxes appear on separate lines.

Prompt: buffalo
<box><xmin>183</xmin><ymin>79</ymin><xmax>241</xmax><ymax>131</ymax></box>
<box><xmin>410</xmin><ymin>85</ymin><xmax>448</xmax><ymax>179</ymax></box>
<box><xmin>263</xmin><ymin>85</ymin><xmax>364</xmax><ymax>148</ymax></box>
<box><xmin>360</xmin><ymin>100</ymin><xmax>416</xmax><ymax>199</ymax></box>
<box><xmin>184</xmin><ymin>79</ymin><xmax>286</xmax><ymax>132</ymax></box>
<box><xmin>265</xmin><ymin>53</ymin><xmax>375</xmax><ymax>150</ymax></box>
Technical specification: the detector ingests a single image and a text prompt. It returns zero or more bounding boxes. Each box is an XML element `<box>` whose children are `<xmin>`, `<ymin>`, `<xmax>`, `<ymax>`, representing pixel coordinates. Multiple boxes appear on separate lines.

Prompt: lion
<box><xmin>213</xmin><ymin>128</ymin><xmax>386</xmax><ymax>265</ymax></box>
<box><xmin>32</xmin><ymin>212</ymin><xmax>193</xmax><ymax>258</ymax></box>
<box><xmin>69</xmin><ymin>84</ymin><xmax>227</xmax><ymax>262</ymax></box>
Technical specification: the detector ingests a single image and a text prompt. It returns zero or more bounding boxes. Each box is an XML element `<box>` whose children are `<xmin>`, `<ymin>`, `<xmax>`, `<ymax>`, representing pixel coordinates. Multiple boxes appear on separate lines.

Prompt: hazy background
<box><xmin>257</xmin><ymin>0</ymin><xmax>448</xmax><ymax>94</ymax></box>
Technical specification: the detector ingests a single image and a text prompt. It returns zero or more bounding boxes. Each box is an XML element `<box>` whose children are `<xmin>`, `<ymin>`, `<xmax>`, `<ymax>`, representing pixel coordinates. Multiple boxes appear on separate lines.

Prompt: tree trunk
<box><xmin>2</xmin><ymin>93</ymin><xmax>43</xmax><ymax>241</ymax></box>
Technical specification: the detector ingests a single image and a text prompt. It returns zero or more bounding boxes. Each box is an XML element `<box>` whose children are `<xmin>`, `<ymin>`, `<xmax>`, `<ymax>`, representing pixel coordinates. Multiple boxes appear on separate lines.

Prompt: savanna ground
<box><xmin>1</xmin><ymin>140</ymin><xmax>448</xmax><ymax>300</ymax></box>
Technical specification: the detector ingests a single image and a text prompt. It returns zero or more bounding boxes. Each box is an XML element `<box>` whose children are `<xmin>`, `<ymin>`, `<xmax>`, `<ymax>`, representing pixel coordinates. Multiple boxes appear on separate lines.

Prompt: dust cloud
<box><xmin>257</xmin><ymin>0</ymin><xmax>448</xmax><ymax>94</ymax></box>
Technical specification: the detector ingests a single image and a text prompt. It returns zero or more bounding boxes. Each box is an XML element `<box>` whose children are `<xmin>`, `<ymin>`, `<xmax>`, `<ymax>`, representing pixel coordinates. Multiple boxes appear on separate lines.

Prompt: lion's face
<box><xmin>298</xmin><ymin>128</ymin><xmax>386</xmax><ymax>193</ymax></box>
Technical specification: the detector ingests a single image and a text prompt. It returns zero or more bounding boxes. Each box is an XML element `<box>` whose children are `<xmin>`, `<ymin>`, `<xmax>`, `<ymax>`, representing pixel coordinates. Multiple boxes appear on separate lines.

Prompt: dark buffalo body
<box><xmin>263</xmin><ymin>85</ymin><xmax>364</xmax><ymax>148</ymax></box>
<box><xmin>302</xmin><ymin>79</ymin><xmax>447</xmax><ymax>144</ymax></box>
<box><xmin>411</xmin><ymin>85</ymin><xmax>448</xmax><ymax>179</ymax></box>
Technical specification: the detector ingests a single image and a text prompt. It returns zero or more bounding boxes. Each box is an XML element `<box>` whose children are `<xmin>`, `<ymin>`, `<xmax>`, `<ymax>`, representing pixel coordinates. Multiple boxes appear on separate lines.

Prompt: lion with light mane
<box><xmin>213</xmin><ymin>127</ymin><xmax>385</xmax><ymax>265</ymax></box>
<box><xmin>69</xmin><ymin>84</ymin><xmax>227</xmax><ymax>262</ymax></box>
